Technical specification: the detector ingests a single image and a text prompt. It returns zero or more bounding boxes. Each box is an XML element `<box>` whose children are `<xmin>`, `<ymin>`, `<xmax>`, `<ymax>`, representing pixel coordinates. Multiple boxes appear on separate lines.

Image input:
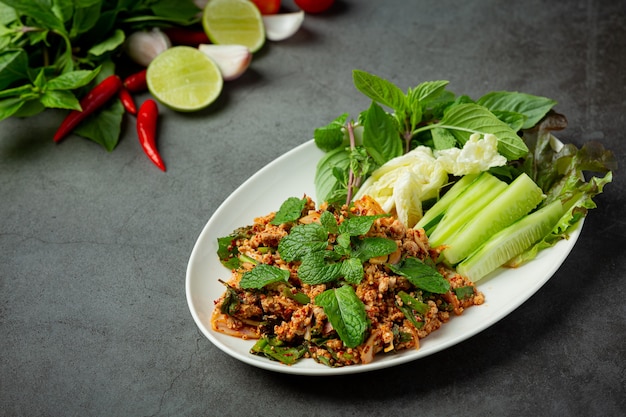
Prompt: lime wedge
<box><xmin>202</xmin><ymin>0</ymin><xmax>265</xmax><ymax>53</ymax></box>
<box><xmin>146</xmin><ymin>46</ymin><xmax>223</xmax><ymax>112</ymax></box>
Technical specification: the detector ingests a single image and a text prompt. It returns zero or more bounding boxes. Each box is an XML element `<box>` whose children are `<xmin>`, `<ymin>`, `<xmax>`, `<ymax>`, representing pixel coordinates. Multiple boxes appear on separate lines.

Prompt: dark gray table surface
<box><xmin>2</xmin><ymin>1</ymin><xmax>624</xmax><ymax>416</ymax></box>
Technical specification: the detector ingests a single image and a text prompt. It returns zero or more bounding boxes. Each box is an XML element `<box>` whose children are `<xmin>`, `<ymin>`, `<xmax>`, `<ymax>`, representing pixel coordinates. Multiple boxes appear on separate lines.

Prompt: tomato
<box><xmin>251</xmin><ymin>0</ymin><xmax>281</xmax><ymax>14</ymax></box>
<box><xmin>294</xmin><ymin>0</ymin><xmax>335</xmax><ymax>13</ymax></box>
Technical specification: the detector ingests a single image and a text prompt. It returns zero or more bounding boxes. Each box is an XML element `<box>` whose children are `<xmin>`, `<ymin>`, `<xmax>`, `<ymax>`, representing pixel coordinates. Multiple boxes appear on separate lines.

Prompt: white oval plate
<box><xmin>186</xmin><ymin>140</ymin><xmax>582</xmax><ymax>376</ymax></box>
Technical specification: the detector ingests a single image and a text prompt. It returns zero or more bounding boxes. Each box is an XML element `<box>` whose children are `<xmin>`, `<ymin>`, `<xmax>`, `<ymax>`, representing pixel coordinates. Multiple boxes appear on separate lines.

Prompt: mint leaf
<box><xmin>362</xmin><ymin>101</ymin><xmax>403</xmax><ymax>165</ymax></box>
<box><xmin>240</xmin><ymin>264</ymin><xmax>290</xmax><ymax>289</ymax></box>
<box><xmin>476</xmin><ymin>91</ymin><xmax>557</xmax><ymax>130</ymax></box>
<box><xmin>335</xmin><ymin>233</ymin><xmax>351</xmax><ymax>250</ymax></box>
<box><xmin>352</xmin><ymin>69</ymin><xmax>406</xmax><ymax>112</ymax></box>
<box><xmin>389</xmin><ymin>257</ymin><xmax>450</xmax><ymax>294</ymax></box>
<box><xmin>341</xmin><ymin>257</ymin><xmax>363</xmax><ymax>284</ymax></box>
<box><xmin>271</xmin><ymin>196</ymin><xmax>307</xmax><ymax>225</ymax></box>
<box><xmin>297</xmin><ymin>252</ymin><xmax>343</xmax><ymax>284</ymax></box>
<box><xmin>320</xmin><ymin>210</ymin><xmax>338</xmax><ymax>234</ymax></box>
<box><xmin>315</xmin><ymin>285</ymin><xmax>368</xmax><ymax>348</ymax></box>
<box><xmin>314</xmin><ymin>113</ymin><xmax>348</xmax><ymax>152</ymax></box>
<box><xmin>278</xmin><ymin>223</ymin><xmax>328</xmax><ymax>262</ymax></box>
<box><xmin>338</xmin><ymin>214</ymin><xmax>386</xmax><ymax>236</ymax></box>
<box><xmin>351</xmin><ymin>237</ymin><xmax>398</xmax><ymax>262</ymax></box>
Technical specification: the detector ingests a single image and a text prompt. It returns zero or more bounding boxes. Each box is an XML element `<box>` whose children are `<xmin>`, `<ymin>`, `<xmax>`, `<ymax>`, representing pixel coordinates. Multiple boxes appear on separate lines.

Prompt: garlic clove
<box><xmin>197</xmin><ymin>44</ymin><xmax>252</xmax><ymax>81</ymax></box>
<box><xmin>262</xmin><ymin>11</ymin><xmax>305</xmax><ymax>41</ymax></box>
<box><xmin>125</xmin><ymin>28</ymin><xmax>171</xmax><ymax>67</ymax></box>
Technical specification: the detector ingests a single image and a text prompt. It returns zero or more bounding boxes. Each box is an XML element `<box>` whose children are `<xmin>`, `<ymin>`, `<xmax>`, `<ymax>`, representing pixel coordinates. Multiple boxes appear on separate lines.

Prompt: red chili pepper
<box><xmin>118</xmin><ymin>87</ymin><xmax>137</xmax><ymax>115</ymax></box>
<box><xmin>53</xmin><ymin>75</ymin><xmax>122</xmax><ymax>142</ymax></box>
<box><xmin>136</xmin><ymin>99</ymin><xmax>165</xmax><ymax>172</ymax></box>
<box><xmin>123</xmin><ymin>69</ymin><xmax>148</xmax><ymax>93</ymax></box>
<box><xmin>163</xmin><ymin>27</ymin><xmax>210</xmax><ymax>46</ymax></box>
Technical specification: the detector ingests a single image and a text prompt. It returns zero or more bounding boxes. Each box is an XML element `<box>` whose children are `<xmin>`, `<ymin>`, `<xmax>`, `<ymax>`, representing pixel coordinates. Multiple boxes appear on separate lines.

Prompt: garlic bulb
<box><xmin>125</xmin><ymin>28</ymin><xmax>171</xmax><ymax>67</ymax></box>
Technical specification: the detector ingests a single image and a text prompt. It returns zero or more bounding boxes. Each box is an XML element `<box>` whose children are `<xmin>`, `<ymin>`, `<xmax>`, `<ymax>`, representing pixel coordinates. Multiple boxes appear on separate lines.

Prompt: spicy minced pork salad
<box><xmin>209</xmin><ymin>71</ymin><xmax>614</xmax><ymax>367</ymax></box>
<box><xmin>212</xmin><ymin>195</ymin><xmax>484</xmax><ymax>367</ymax></box>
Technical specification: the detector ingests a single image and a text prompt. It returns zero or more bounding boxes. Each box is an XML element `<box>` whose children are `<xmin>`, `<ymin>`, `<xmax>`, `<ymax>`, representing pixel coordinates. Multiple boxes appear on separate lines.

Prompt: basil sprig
<box><xmin>314</xmin><ymin>69</ymin><xmax>558</xmax><ymax>205</ymax></box>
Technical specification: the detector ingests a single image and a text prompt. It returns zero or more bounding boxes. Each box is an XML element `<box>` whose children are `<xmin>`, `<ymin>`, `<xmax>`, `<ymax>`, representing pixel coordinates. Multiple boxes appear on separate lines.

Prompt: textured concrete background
<box><xmin>1</xmin><ymin>1</ymin><xmax>624</xmax><ymax>416</ymax></box>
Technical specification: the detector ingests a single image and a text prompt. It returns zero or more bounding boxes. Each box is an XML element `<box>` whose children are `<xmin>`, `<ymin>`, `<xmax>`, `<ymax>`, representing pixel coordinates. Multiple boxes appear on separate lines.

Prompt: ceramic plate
<box><xmin>186</xmin><ymin>140</ymin><xmax>581</xmax><ymax>375</ymax></box>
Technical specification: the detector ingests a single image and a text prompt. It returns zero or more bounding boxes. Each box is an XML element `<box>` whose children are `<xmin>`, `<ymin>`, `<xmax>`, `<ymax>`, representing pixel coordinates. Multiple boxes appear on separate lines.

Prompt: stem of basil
<box><xmin>345</xmin><ymin>121</ymin><xmax>357</xmax><ymax>205</ymax></box>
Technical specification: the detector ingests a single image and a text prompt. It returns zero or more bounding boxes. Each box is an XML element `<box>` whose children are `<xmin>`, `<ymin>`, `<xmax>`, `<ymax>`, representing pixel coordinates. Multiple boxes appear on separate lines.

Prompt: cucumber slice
<box><xmin>456</xmin><ymin>200</ymin><xmax>563</xmax><ymax>282</ymax></box>
<box><xmin>428</xmin><ymin>173</ymin><xmax>507</xmax><ymax>248</ymax></box>
<box><xmin>414</xmin><ymin>173</ymin><xmax>479</xmax><ymax>233</ymax></box>
<box><xmin>442</xmin><ymin>173</ymin><xmax>544</xmax><ymax>265</ymax></box>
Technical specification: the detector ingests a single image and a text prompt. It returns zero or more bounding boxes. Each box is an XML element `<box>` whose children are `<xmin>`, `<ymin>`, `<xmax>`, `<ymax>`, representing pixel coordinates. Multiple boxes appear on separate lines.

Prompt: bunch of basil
<box><xmin>0</xmin><ymin>0</ymin><xmax>200</xmax><ymax>150</ymax></box>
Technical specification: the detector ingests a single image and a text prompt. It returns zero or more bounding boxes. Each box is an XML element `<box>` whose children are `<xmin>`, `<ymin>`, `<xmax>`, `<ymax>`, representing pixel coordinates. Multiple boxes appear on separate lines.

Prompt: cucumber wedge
<box><xmin>414</xmin><ymin>173</ymin><xmax>479</xmax><ymax>233</ymax></box>
<box><xmin>456</xmin><ymin>200</ymin><xmax>563</xmax><ymax>282</ymax></box>
<box><xmin>442</xmin><ymin>173</ymin><xmax>544</xmax><ymax>265</ymax></box>
<box><xmin>428</xmin><ymin>173</ymin><xmax>507</xmax><ymax>248</ymax></box>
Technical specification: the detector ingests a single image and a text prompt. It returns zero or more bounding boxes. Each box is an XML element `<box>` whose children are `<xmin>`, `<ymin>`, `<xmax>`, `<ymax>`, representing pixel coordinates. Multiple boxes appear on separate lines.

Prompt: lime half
<box><xmin>146</xmin><ymin>46</ymin><xmax>223</xmax><ymax>112</ymax></box>
<box><xmin>202</xmin><ymin>0</ymin><xmax>265</xmax><ymax>53</ymax></box>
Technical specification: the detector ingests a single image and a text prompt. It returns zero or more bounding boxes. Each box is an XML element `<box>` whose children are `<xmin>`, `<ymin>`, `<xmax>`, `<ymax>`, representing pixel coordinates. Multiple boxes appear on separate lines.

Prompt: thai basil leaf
<box><xmin>0</xmin><ymin>96</ymin><xmax>24</xmax><ymax>120</ymax></box>
<box><xmin>397</xmin><ymin>290</ymin><xmax>428</xmax><ymax>329</ymax></box>
<box><xmin>314</xmin><ymin>147</ymin><xmax>350</xmax><ymax>204</ymax></box>
<box><xmin>1</xmin><ymin>0</ymin><xmax>67</xmax><ymax>32</ymax></box>
<box><xmin>453</xmin><ymin>286</ymin><xmax>475</xmax><ymax>300</ymax></box>
<box><xmin>491</xmin><ymin>109</ymin><xmax>527</xmax><ymax>131</ymax></box>
<box><xmin>148</xmin><ymin>0</ymin><xmax>202</xmax><ymax>25</ymax></box>
<box><xmin>409</xmin><ymin>80</ymin><xmax>450</xmax><ymax>105</ymax></box>
<box><xmin>46</xmin><ymin>68</ymin><xmax>100</xmax><ymax>91</ymax></box>
<box><xmin>87</xmin><ymin>28</ymin><xmax>125</xmax><ymax>57</ymax></box>
<box><xmin>430</xmin><ymin>126</ymin><xmax>457</xmax><ymax>150</ymax></box>
<box><xmin>476</xmin><ymin>91</ymin><xmax>557</xmax><ymax>130</ymax></box>
<box><xmin>251</xmin><ymin>336</ymin><xmax>308</xmax><ymax>365</ymax></box>
<box><xmin>362</xmin><ymin>101</ymin><xmax>403</xmax><ymax>165</ymax></box>
<box><xmin>39</xmin><ymin>89</ymin><xmax>81</xmax><ymax>110</ymax></box>
<box><xmin>352</xmin><ymin>69</ymin><xmax>406</xmax><ymax>112</ymax></box>
<box><xmin>73</xmin><ymin>97</ymin><xmax>124</xmax><ymax>151</ymax></box>
<box><xmin>437</xmin><ymin>103</ymin><xmax>528</xmax><ymax>160</ymax></box>
<box><xmin>0</xmin><ymin>49</ymin><xmax>28</xmax><ymax>89</ymax></box>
